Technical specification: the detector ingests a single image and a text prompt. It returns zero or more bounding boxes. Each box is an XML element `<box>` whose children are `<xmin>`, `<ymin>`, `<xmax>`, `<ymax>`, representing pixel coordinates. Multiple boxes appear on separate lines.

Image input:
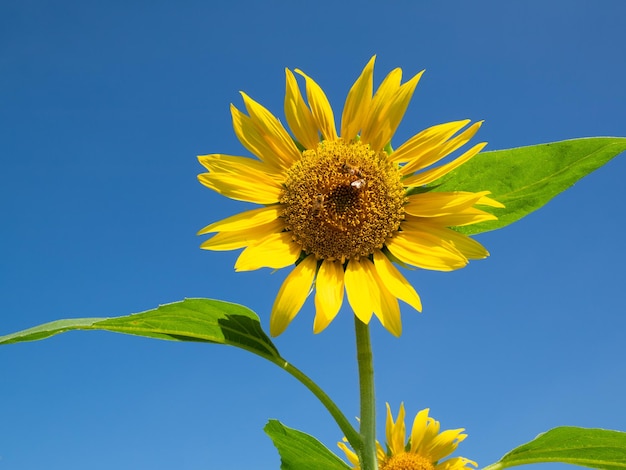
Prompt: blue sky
<box><xmin>1</xmin><ymin>1</ymin><xmax>625</xmax><ymax>469</ymax></box>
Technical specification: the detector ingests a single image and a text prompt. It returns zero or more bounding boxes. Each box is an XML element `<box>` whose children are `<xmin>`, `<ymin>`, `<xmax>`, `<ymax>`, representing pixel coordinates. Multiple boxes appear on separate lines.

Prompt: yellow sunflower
<box><xmin>197</xmin><ymin>56</ymin><xmax>502</xmax><ymax>337</ymax></box>
<box><xmin>338</xmin><ymin>403</ymin><xmax>477</xmax><ymax>470</ymax></box>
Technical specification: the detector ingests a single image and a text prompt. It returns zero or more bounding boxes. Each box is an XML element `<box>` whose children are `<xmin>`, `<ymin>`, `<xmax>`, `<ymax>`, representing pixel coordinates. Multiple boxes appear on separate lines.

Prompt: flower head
<box><xmin>338</xmin><ymin>404</ymin><xmax>477</xmax><ymax>470</ymax></box>
<box><xmin>198</xmin><ymin>57</ymin><xmax>502</xmax><ymax>336</ymax></box>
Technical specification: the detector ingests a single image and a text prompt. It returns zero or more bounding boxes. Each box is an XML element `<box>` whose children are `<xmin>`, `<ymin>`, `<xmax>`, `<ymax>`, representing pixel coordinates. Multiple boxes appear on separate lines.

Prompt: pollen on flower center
<box><xmin>381</xmin><ymin>452</ymin><xmax>436</xmax><ymax>470</ymax></box>
<box><xmin>280</xmin><ymin>140</ymin><xmax>406</xmax><ymax>262</ymax></box>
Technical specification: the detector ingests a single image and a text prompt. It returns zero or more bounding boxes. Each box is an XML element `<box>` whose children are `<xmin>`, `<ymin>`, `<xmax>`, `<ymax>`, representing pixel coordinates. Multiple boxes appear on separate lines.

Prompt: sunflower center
<box><xmin>381</xmin><ymin>452</ymin><xmax>436</xmax><ymax>470</ymax></box>
<box><xmin>280</xmin><ymin>140</ymin><xmax>406</xmax><ymax>262</ymax></box>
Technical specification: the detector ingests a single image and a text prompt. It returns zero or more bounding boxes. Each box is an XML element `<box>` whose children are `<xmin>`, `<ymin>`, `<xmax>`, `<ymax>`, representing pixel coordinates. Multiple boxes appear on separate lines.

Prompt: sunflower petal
<box><xmin>373</xmin><ymin>250</ymin><xmax>422</xmax><ymax>312</ymax></box>
<box><xmin>344</xmin><ymin>258</ymin><xmax>375</xmax><ymax>324</ymax></box>
<box><xmin>400</xmin><ymin>121</ymin><xmax>484</xmax><ymax>175</ymax></box>
<box><xmin>240</xmin><ymin>92</ymin><xmax>301</xmax><ymax>166</ymax></box>
<box><xmin>337</xmin><ymin>440</ymin><xmax>360</xmax><ymax>467</ymax></box>
<box><xmin>356</xmin><ymin>258</ymin><xmax>403</xmax><ymax>336</ymax></box>
<box><xmin>423</xmin><ymin>207</ymin><xmax>497</xmax><ymax>227</ymax></box>
<box><xmin>270</xmin><ymin>255</ymin><xmax>317</xmax><ymax>336</ymax></box>
<box><xmin>387</xmin><ymin>403</ymin><xmax>407</xmax><ymax>455</ymax></box>
<box><xmin>391</xmin><ymin>120</ymin><xmax>471</xmax><ymax>164</ymax></box>
<box><xmin>230</xmin><ymin>105</ymin><xmax>288</xmax><ymax>169</ymax></box>
<box><xmin>197</xmin><ymin>206</ymin><xmax>282</xmax><ymax>235</ymax></box>
<box><xmin>405</xmin><ymin>191</ymin><xmax>492</xmax><ymax>218</ymax></box>
<box><xmin>198</xmin><ymin>154</ymin><xmax>282</xmax><ymax>182</ymax></box>
<box><xmin>386</xmin><ymin>230</ymin><xmax>468</xmax><ymax>271</ymax></box>
<box><xmin>429</xmin><ymin>429</ymin><xmax>467</xmax><ymax>461</ymax></box>
<box><xmin>360</xmin><ymin>67</ymin><xmax>403</xmax><ymax>149</ymax></box>
<box><xmin>199</xmin><ymin>218</ymin><xmax>284</xmax><ymax>251</ymax></box>
<box><xmin>436</xmin><ymin>457</ymin><xmax>478</xmax><ymax>470</ymax></box>
<box><xmin>284</xmin><ymin>68</ymin><xmax>320</xmax><ymax>149</ymax></box>
<box><xmin>477</xmin><ymin>193</ymin><xmax>505</xmax><ymax>208</ymax></box>
<box><xmin>375</xmin><ymin>281</ymin><xmax>402</xmax><ymax>337</ymax></box>
<box><xmin>294</xmin><ymin>69</ymin><xmax>338</xmax><ymax>141</ymax></box>
<box><xmin>235</xmin><ymin>232</ymin><xmax>301</xmax><ymax>271</ymax></box>
<box><xmin>409</xmin><ymin>408</ymin><xmax>431</xmax><ymax>453</ymax></box>
<box><xmin>368</xmin><ymin>70</ymin><xmax>424</xmax><ymax>151</ymax></box>
<box><xmin>403</xmin><ymin>141</ymin><xmax>487</xmax><ymax>187</ymax></box>
<box><xmin>417</xmin><ymin>222</ymin><xmax>490</xmax><ymax>259</ymax></box>
<box><xmin>197</xmin><ymin>172</ymin><xmax>282</xmax><ymax>204</ymax></box>
<box><xmin>313</xmin><ymin>260</ymin><xmax>345</xmax><ymax>333</ymax></box>
<box><xmin>341</xmin><ymin>56</ymin><xmax>375</xmax><ymax>141</ymax></box>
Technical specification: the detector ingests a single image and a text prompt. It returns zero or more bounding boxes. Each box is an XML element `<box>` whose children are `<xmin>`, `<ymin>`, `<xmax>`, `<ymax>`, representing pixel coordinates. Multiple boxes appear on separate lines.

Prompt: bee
<box><xmin>342</xmin><ymin>162</ymin><xmax>363</xmax><ymax>178</ymax></box>
<box><xmin>311</xmin><ymin>193</ymin><xmax>326</xmax><ymax>216</ymax></box>
<box><xmin>350</xmin><ymin>178</ymin><xmax>366</xmax><ymax>189</ymax></box>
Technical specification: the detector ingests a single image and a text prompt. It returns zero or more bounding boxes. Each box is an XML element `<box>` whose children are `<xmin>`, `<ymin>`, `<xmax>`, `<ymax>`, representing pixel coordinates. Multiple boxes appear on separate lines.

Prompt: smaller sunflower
<box><xmin>338</xmin><ymin>404</ymin><xmax>477</xmax><ymax>470</ymax></box>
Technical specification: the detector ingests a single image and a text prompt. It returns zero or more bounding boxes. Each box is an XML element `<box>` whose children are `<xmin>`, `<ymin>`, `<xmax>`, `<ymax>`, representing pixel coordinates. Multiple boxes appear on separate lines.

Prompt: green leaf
<box><xmin>433</xmin><ymin>137</ymin><xmax>626</xmax><ymax>235</ymax></box>
<box><xmin>484</xmin><ymin>427</ymin><xmax>626</xmax><ymax>470</ymax></box>
<box><xmin>0</xmin><ymin>298</ymin><xmax>280</xmax><ymax>359</ymax></box>
<box><xmin>264</xmin><ymin>420</ymin><xmax>351</xmax><ymax>470</ymax></box>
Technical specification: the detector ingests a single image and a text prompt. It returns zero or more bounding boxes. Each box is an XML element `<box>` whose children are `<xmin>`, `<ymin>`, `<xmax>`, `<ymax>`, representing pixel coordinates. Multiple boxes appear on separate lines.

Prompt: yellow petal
<box><xmin>368</xmin><ymin>70</ymin><xmax>424</xmax><ymax>151</ymax></box>
<box><xmin>405</xmin><ymin>191</ymin><xmax>492</xmax><ymax>218</ymax></box>
<box><xmin>373</xmin><ymin>250</ymin><xmax>422</xmax><ymax>312</ymax></box>
<box><xmin>344</xmin><ymin>258</ymin><xmax>375</xmax><ymax>324</ymax></box>
<box><xmin>240</xmin><ymin>92</ymin><xmax>301</xmax><ymax>166</ymax></box>
<box><xmin>374</xmin><ymin>280</ymin><xmax>402</xmax><ymax>337</ymax></box>
<box><xmin>401</xmin><ymin>122</ymin><xmax>484</xmax><ymax>176</ymax></box>
<box><xmin>436</xmin><ymin>457</ymin><xmax>478</xmax><ymax>470</ymax></box>
<box><xmin>197</xmin><ymin>206</ymin><xmax>282</xmax><ymax>235</ymax></box>
<box><xmin>415</xmin><ymin>222</ymin><xmax>490</xmax><ymax>259</ymax></box>
<box><xmin>198</xmin><ymin>154</ymin><xmax>282</xmax><ymax>182</ymax></box>
<box><xmin>341</xmin><ymin>56</ymin><xmax>375</xmax><ymax>141</ymax></box>
<box><xmin>313</xmin><ymin>260</ymin><xmax>345</xmax><ymax>333</ymax></box>
<box><xmin>386</xmin><ymin>230</ymin><xmax>468</xmax><ymax>271</ymax></box>
<box><xmin>337</xmin><ymin>440</ymin><xmax>360</xmax><ymax>467</ymax></box>
<box><xmin>386</xmin><ymin>403</ymin><xmax>407</xmax><ymax>456</ymax></box>
<box><xmin>294</xmin><ymin>69</ymin><xmax>338</xmax><ymax>141</ymax></box>
<box><xmin>197</xmin><ymin>171</ymin><xmax>282</xmax><ymax>204</ymax></box>
<box><xmin>409</xmin><ymin>408</ymin><xmax>431</xmax><ymax>453</ymax></box>
<box><xmin>235</xmin><ymin>232</ymin><xmax>301</xmax><ymax>271</ymax></box>
<box><xmin>360</xmin><ymin>67</ymin><xmax>402</xmax><ymax>148</ymax></box>
<box><xmin>390</xmin><ymin>120</ymin><xmax>471</xmax><ymax>164</ymax></box>
<box><xmin>355</xmin><ymin>258</ymin><xmax>402</xmax><ymax>336</ymax></box>
<box><xmin>477</xmin><ymin>193</ymin><xmax>505</xmax><ymax>208</ymax></box>
<box><xmin>424</xmin><ymin>207</ymin><xmax>497</xmax><ymax>227</ymax></box>
<box><xmin>270</xmin><ymin>255</ymin><xmax>317</xmax><ymax>336</ymax></box>
<box><xmin>429</xmin><ymin>429</ymin><xmax>467</xmax><ymax>461</ymax></box>
<box><xmin>403</xmin><ymin>141</ymin><xmax>487</xmax><ymax>187</ymax></box>
<box><xmin>199</xmin><ymin>218</ymin><xmax>284</xmax><ymax>251</ymax></box>
<box><xmin>230</xmin><ymin>105</ymin><xmax>289</xmax><ymax>170</ymax></box>
<box><xmin>422</xmin><ymin>414</ymin><xmax>441</xmax><ymax>450</ymax></box>
<box><xmin>284</xmin><ymin>68</ymin><xmax>320</xmax><ymax>149</ymax></box>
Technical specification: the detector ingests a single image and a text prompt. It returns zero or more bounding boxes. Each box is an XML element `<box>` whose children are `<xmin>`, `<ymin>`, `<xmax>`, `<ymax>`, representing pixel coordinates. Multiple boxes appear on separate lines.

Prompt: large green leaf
<box><xmin>483</xmin><ymin>427</ymin><xmax>626</xmax><ymax>470</ymax></box>
<box><xmin>0</xmin><ymin>298</ymin><xmax>279</xmax><ymax>359</ymax></box>
<box><xmin>433</xmin><ymin>137</ymin><xmax>626</xmax><ymax>235</ymax></box>
<box><xmin>265</xmin><ymin>420</ymin><xmax>351</xmax><ymax>470</ymax></box>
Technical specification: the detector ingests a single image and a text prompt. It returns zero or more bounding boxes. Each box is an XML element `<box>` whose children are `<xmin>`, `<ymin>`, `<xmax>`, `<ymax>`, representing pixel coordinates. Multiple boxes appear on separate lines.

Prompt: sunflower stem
<box><xmin>355</xmin><ymin>316</ymin><xmax>377</xmax><ymax>470</ymax></box>
<box><xmin>274</xmin><ymin>357</ymin><xmax>362</xmax><ymax>450</ymax></box>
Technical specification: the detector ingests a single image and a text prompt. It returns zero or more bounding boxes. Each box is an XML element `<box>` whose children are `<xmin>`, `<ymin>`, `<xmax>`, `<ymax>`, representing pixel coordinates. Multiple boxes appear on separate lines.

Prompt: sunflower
<box><xmin>338</xmin><ymin>403</ymin><xmax>477</xmax><ymax>470</ymax></box>
<box><xmin>197</xmin><ymin>57</ymin><xmax>502</xmax><ymax>337</ymax></box>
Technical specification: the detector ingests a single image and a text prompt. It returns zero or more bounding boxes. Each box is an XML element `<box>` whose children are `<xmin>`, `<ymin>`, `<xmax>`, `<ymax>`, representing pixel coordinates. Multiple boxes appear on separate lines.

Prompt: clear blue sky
<box><xmin>1</xmin><ymin>1</ymin><xmax>625</xmax><ymax>469</ymax></box>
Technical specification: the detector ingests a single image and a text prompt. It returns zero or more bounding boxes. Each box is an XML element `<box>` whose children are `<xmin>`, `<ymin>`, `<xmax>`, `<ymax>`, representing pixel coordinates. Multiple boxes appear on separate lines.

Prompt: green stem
<box><xmin>268</xmin><ymin>355</ymin><xmax>362</xmax><ymax>450</ymax></box>
<box><xmin>355</xmin><ymin>316</ymin><xmax>377</xmax><ymax>470</ymax></box>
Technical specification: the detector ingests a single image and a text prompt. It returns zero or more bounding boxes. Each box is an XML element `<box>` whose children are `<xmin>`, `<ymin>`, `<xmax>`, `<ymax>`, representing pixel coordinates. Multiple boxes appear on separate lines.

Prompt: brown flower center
<box><xmin>280</xmin><ymin>140</ymin><xmax>406</xmax><ymax>262</ymax></box>
<box><xmin>381</xmin><ymin>452</ymin><xmax>436</xmax><ymax>470</ymax></box>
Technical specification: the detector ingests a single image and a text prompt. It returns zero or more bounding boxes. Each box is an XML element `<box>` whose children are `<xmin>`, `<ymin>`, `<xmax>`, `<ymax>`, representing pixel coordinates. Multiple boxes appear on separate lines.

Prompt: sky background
<box><xmin>1</xmin><ymin>1</ymin><xmax>625</xmax><ymax>469</ymax></box>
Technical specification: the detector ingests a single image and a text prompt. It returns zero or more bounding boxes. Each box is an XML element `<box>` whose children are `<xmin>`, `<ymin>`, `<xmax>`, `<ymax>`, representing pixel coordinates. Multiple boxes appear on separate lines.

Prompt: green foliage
<box><xmin>484</xmin><ymin>427</ymin><xmax>626</xmax><ymax>470</ymax></box>
<box><xmin>265</xmin><ymin>420</ymin><xmax>350</xmax><ymax>470</ymax></box>
<box><xmin>0</xmin><ymin>298</ymin><xmax>279</xmax><ymax>359</ymax></box>
<box><xmin>433</xmin><ymin>137</ymin><xmax>626</xmax><ymax>235</ymax></box>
